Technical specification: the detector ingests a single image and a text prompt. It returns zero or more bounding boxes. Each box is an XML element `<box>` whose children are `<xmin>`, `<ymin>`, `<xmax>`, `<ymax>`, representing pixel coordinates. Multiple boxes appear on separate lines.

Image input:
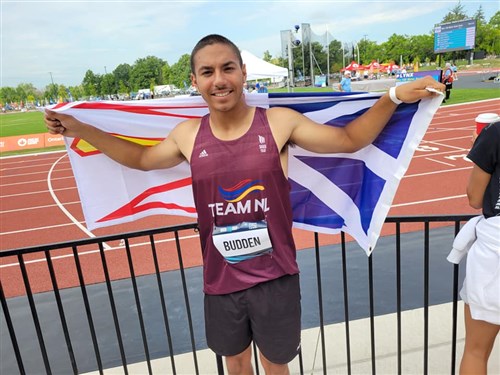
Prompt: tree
<box><xmin>130</xmin><ymin>56</ymin><xmax>166</xmax><ymax>90</ymax></box>
<box><xmin>408</xmin><ymin>34</ymin><xmax>435</xmax><ymax>64</ymax></box>
<box><xmin>442</xmin><ymin>1</ymin><xmax>468</xmax><ymax>23</ymax></box>
<box><xmin>100</xmin><ymin>73</ymin><xmax>117</xmax><ymax>96</ymax></box>
<box><xmin>45</xmin><ymin>83</ymin><xmax>59</xmax><ymax>103</ymax></box>
<box><xmin>0</xmin><ymin>86</ymin><xmax>17</xmax><ymax>105</ymax></box>
<box><xmin>81</xmin><ymin>70</ymin><xmax>99</xmax><ymax>98</ymax></box>
<box><xmin>68</xmin><ymin>85</ymin><xmax>84</xmax><ymax>101</ymax></box>
<box><xmin>262</xmin><ymin>50</ymin><xmax>272</xmax><ymax>62</ymax></box>
<box><xmin>473</xmin><ymin>5</ymin><xmax>485</xmax><ymax>24</ymax></box>
<box><xmin>490</xmin><ymin>10</ymin><xmax>500</xmax><ymax>28</ymax></box>
<box><xmin>169</xmin><ymin>54</ymin><xmax>191</xmax><ymax>88</ymax></box>
<box><xmin>57</xmin><ymin>85</ymin><xmax>69</xmax><ymax>102</ymax></box>
<box><xmin>15</xmin><ymin>83</ymin><xmax>39</xmax><ymax>104</ymax></box>
<box><xmin>113</xmin><ymin>63</ymin><xmax>132</xmax><ymax>92</ymax></box>
<box><xmin>380</xmin><ymin>34</ymin><xmax>411</xmax><ymax>65</ymax></box>
<box><xmin>161</xmin><ymin>62</ymin><xmax>173</xmax><ymax>85</ymax></box>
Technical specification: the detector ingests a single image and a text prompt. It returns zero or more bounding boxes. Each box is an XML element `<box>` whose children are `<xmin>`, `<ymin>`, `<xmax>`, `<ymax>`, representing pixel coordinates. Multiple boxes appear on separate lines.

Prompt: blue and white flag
<box><xmin>48</xmin><ymin>91</ymin><xmax>442</xmax><ymax>255</ymax></box>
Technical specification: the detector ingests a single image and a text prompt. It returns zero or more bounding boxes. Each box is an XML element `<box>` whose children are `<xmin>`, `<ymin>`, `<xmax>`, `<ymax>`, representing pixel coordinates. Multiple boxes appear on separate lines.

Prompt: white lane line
<box><xmin>1</xmin><ymin>175</ymin><xmax>74</xmax><ymax>188</ymax></box>
<box><xmin>1</xmin><ymin>222</ymin><xmax>84</xmax><ymax>235</ymax></box>
<box><xmin>1</xmin><ymin>169</ymin><xmax>73</xmax><ymax>178</ymax></box>
<box><xmin>425</xmin><ymin>158</ymin><xmax>456</xmax><ymax>167</ymax></box>
<box><xmin>0</xmin><ymin>233</ymin><xmax>200</xmax><ymax>268</ymax></box>
<box><xmin>46</xmin><ymin>154</ymin><xmax>112</xmax><ymax>249</ymax></box>
<box><xmin>0</xmin><ymin>201</ymin><xmax>81</xmax><ymax>214</ymax></box>
<box><xmin>1</xmin><ymin>163</ymin><xmax>72</xmax><ymax>173</ymax></box>
<box><xmin>404</xmin><ymin>166</ymin><xmax>472</xmax><ymax>178</ymax></box>
<box><xmin>2</xmin><ymin>187</ymin><xmax>75</xmax><ymax>199</ymax></box>
<box><xmin>392</xmin><ymin>194</ymin><xmax>467</xmax><ymax>208</ymax></box>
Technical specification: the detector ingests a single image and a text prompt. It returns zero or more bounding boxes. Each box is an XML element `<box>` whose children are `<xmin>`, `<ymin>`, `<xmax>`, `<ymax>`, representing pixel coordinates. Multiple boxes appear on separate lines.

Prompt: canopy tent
<box><xmin>341</xmin><ymin>60</ymin><xmax>365</xmax><ymax>72</ymax></box>
<box><xmin>241</xmin><ymin>50</ymin><xmax>287</xmax><ymax>81</ymax></box>
<box><xmin>381</xmin><ymin>63</ymin><xmax>399</xmax><ymax>73</ymax></box>
<box><xmin>367</xmin><ymin>61</ymin><xmax>381</xmax><ymax>70</ymax></box>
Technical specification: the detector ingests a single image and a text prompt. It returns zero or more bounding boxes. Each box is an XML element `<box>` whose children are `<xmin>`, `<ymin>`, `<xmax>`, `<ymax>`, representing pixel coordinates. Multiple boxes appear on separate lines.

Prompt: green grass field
<box><xmin>1</xmin><ymin>110</ymin><xmax>46</xmax><ymax>137</ymax></box>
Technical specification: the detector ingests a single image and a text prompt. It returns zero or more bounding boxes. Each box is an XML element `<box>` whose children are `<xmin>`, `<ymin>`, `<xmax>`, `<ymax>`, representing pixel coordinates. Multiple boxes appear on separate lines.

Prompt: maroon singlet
<box><xmin>190</xmin><ymin>107</ymin><xmax>299</xmax><ymax>295</ymax></box>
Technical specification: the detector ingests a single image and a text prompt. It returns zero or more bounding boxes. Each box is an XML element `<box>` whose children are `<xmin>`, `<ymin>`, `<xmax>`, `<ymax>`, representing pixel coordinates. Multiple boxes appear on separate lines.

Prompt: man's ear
<box><xmin>190</xmin><ymin>73</ymin><xmax>197</xmax><ymax>87</ymax></box>
<box><xmin>242</xmin><ymin>64</ymin><xmax>247</xmax><ymax>82</ymax></box>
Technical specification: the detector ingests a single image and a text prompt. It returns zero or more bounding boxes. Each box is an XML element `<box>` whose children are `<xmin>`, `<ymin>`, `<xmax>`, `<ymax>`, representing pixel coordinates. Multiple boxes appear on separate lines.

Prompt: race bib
<box><xmin>212</xmin><ymin>221</ymin><xmax>273</xmax><ymax>264</ymax></box>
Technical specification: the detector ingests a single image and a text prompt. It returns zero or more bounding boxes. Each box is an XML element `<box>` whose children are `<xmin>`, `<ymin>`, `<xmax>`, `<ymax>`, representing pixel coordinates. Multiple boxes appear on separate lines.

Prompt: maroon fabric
<box><xmin>190</xmin><ymin>107</ymin><xmax>299</xmax><ymax>295</ymax></box>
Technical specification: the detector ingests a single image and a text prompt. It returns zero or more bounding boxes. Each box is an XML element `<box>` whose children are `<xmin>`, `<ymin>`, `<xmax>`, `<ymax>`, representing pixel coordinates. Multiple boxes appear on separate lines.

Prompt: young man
<box><xmin>45</xmin><ymin>34</ymin><xmax>445</xmax><ymax>375</ymax></box>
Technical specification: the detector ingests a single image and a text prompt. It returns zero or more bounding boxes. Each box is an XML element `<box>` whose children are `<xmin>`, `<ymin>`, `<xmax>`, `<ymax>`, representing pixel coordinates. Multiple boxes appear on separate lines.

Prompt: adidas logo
<box><xmin>199</xmin><ymin>149</ymin><xmax>208</xmax><ymax>158</ymax></box>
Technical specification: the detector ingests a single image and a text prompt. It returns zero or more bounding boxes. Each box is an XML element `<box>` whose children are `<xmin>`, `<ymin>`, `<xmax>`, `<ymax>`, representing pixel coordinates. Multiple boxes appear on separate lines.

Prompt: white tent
<box><xmin>241</xmin><ymin>50</ymin><xmax>287</xmax><ymax>82</ymax></box>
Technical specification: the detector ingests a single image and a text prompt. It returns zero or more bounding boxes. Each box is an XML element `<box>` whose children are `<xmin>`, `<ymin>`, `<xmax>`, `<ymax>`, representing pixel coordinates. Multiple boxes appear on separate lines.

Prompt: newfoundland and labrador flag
<box><xmin>47</xmin><ymin>91</ymin><xmax>442</xmax><ymax>255</ymax></box>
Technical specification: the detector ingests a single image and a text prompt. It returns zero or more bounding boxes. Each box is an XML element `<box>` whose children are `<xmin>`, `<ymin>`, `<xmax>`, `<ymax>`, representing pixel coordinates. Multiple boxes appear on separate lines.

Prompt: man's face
<box><xmin>191</xmin><ymin>43</ymin><xmax>247</xmax><ymax>112</ymax></box>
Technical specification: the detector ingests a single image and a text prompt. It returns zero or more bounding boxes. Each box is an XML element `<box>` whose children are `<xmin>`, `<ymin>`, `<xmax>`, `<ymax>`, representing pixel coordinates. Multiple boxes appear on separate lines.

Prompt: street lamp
<box><xmin>340</xmin><ymin>44</ymin><xmax>346</xmax><ymax>69</ymax></box>
<box><xmin>49</xmin><ymin>72</ymin><xmax>56</xmax><ymax>104</ymax></box>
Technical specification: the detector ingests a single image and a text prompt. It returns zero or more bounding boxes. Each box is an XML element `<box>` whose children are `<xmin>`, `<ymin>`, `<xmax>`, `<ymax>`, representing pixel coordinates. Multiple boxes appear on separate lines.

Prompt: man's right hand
<box><xmin>44</xmin><ymin>109</ymin><xmax>85</xmax><ymax>138</ymax></box>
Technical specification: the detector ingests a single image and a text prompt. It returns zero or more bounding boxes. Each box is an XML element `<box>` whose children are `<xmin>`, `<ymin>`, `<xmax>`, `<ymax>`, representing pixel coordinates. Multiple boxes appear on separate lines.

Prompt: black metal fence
<box><xmin>0</xmin><ymin>214</ymin><xmax>475</xmax><ymax>375</ymax></box>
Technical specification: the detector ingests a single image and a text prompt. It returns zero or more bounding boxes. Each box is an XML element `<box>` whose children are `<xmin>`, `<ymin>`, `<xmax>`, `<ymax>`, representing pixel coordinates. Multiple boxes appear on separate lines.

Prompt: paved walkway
<box><xmin>82</xmin><ymin>301</ymin><xmax>500</xmax><ymax>375</ymax></box>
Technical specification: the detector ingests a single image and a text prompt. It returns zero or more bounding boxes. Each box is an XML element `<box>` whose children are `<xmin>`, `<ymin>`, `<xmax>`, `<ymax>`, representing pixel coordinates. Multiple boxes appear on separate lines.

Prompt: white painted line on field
<box><xmin>403</xmin><ymin>166</ymin><xmax>472</xmax><ymax>178</ymax></box>
<box><xmin>0</xmin><ymin>233</ymin><xmax>200</xmax><ymax>269</ymax></box>
<box><xmin>425</xmin><ymin>158</ymin><xmax>456</xmax><ymax>167</ymax></box>
<box><xmin>2</xmin><ymin>187</ymin><xmax>75</xmax><ymax>199</ymax></box>
<box><xmin>1</xmin><ymin>175</ymin><xmax>74</xmax><ymax>188</ymax></box>
<box><xmin>46</xmin><ymin>154</ymin><xmax>112</xmax><ymax>249</ymax></box>
<box><xmin>0</xmin><ymin>201</ymin><xmax>81</xmax><ymax>214</ymax></box>
<box><xmin>1</xmin><ymin>169</ymin><xmax>72</xmax><ymax>178</ymax></box>
<box><xmin>392</xmin><ymin>194</ymin><xmax>467</xmax><ymax>208</ymax></box>
<box><xmin>1</xmin><ymin>222</ymin><xmax>84</xmax><ymax>235</ymax></box>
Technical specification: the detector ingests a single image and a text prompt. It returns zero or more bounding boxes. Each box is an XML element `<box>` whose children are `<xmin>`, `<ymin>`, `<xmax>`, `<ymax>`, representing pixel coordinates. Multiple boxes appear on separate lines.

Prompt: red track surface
<box><xmin>2</xmin><ymin>99</ymin><xmax>498</xmax><ymax>297</ymax></box>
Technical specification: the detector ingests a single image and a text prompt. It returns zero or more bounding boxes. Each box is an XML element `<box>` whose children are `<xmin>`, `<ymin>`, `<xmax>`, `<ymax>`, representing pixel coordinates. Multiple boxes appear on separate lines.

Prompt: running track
<box><xmin>1</xmin><ymin>99</ymin><xmax>497</xmax><ymax>297</ymax></box>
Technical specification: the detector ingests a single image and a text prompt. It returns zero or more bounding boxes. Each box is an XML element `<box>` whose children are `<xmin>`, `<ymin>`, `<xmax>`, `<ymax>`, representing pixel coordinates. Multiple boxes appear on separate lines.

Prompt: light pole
<box><xmin>49</xmin><ymin>72</ymin><xmax>56</xmax><ymax>103</ymax></box>
<box><xmin>282</xmin><ymin>26</ymin><xmax>301</xmax><ymax>93</ymax></box>
<box><xmin>340</xmin><ymin>44</ymin><xmax>346</xmax><ymax>69</ymax></box>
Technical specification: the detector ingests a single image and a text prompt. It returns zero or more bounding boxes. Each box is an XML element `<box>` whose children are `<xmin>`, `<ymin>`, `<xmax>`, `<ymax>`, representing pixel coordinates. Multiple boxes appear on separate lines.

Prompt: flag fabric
<box><xmin>48</xmin><ymin>92</ymin><xmax>442</xmax><ymax>255</ymax></box>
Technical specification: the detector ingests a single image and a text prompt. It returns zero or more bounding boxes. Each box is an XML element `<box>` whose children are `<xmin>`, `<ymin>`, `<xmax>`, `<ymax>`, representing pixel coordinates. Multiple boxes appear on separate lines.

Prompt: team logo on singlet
<box><xmin>207</xmin><ymin>179</ymin><xmax>269</xmax><ymax>217</ymax></box>
<box><xmin>258</xmin><ymin>135</ymin><xmax>267</xmax><ymax>153</ymax></box>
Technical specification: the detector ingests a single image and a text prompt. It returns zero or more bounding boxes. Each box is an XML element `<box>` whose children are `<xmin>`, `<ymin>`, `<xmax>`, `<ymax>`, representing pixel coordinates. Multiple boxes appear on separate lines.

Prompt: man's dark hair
<box><xmin>190</xmin><ymin>34</ymin><xmax>243</xmax><ymax>74</ymax></box>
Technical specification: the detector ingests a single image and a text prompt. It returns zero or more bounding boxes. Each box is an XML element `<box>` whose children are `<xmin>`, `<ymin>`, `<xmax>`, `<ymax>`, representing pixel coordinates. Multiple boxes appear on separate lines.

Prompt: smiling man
<box><xmin>45</xmin><ymin>34</ymin><xmax>444</xmax><ymax>375</ymax></box>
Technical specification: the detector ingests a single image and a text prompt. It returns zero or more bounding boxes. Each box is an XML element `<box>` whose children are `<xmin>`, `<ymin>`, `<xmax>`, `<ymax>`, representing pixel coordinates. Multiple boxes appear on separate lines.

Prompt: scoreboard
<box><xmin>434</xmin><ymin>19</ymin><xmax>476</xmax><ymax>53</ymax></box>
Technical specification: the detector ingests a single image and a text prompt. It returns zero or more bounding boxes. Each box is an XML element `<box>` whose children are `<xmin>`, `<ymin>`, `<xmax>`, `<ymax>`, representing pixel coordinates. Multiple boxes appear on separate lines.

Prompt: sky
<box><xmin>1</xmin><ymin>0</ymin><xmax>498</xmax><ymax>90</ymax></box>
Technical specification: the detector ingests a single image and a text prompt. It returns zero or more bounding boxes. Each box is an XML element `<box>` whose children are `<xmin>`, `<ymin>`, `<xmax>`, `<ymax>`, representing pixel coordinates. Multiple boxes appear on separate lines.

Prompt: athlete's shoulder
<box><xmin>266</xmin><ymin>106</ymin><xmax>300</xmax><ymax>121</ymax></box>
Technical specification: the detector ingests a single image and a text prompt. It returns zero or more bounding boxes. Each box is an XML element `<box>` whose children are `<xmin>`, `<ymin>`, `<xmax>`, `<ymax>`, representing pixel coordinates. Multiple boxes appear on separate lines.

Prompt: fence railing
<box><xmin>0</xmin><ymin>214</ymin><xmax>475</xmax><ymax>375</ymax></box>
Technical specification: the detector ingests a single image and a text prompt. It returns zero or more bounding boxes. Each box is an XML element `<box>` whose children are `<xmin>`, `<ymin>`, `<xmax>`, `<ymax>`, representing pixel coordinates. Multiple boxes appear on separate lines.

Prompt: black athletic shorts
<box><xmin>204</xmin><ymin>274</ymin><xmax>301</xmax><ymax>364</ymax></box>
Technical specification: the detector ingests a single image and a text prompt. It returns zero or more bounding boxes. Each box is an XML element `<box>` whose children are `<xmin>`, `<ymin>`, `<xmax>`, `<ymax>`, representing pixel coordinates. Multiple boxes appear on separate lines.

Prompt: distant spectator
<box><xmin>338</xmin><ymin>71</ymin><xmax>352</xmax><ymax>92</ymax></box>
<box><xmin>441</xmin><ymin>62</ymin><xmax>454</xmax><ymax>103</ymax></box>
<box><xmin>258</xmin><ymin>82</ymin><xmax>268</xmax><ymax>93</ymax></box>
<box><xmin>452</xmin><ymin>63</ymin><xmax>458</xmax><ymax>81</ymax></box>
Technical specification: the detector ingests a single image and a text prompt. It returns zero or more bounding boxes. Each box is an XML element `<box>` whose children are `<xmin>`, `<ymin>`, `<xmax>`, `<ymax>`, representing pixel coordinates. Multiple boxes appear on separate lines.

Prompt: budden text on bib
<box><xmin>212</xmin><ymin>221</ymin><xmax>272</xmax><ymax>264</ymax></box>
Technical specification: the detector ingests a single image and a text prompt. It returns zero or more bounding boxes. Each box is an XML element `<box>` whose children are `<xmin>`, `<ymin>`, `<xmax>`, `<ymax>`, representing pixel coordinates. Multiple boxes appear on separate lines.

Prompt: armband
<box><xmin>389</xmin><ymin>86</ymin><xmax>402</xmax><ymax>105</ymax></box>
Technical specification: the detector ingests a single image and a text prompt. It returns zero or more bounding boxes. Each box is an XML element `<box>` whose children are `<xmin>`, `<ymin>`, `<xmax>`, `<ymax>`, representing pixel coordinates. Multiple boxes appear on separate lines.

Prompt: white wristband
<box><xmin>389</xmin><ymin>86</ymin><xmax>402</xmax><ymax>105</ymax></box>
